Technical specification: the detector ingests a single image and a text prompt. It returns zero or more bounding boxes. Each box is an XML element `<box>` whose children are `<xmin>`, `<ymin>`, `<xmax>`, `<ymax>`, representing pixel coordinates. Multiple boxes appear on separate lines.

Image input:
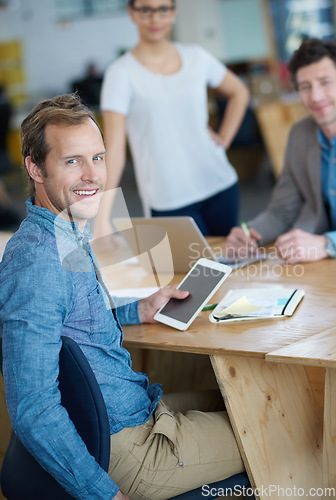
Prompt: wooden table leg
<box><xmin>211</xmin><ymin>355</ymin><xmax>323</xmax><ymax>499</ymax></box>
<box><xmin>323</xmin><ymin>368</ymin><xmax>336</xmax><ymax>496</ymax></box>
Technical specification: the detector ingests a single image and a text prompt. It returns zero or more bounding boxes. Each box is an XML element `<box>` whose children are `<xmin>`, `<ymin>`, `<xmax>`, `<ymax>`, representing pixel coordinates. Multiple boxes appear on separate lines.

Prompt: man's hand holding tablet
<box><xmin>153</xmin><ymin>258</ymin><xmax>232</xmax><ymax>331</ymax></box>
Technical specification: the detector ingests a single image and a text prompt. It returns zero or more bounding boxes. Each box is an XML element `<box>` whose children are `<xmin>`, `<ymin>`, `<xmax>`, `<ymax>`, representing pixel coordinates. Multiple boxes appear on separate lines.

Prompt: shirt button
<box><xmin>179</xmin><ymin>462</ymin><xmax>184</xmax><ymax>467</ymax></box>
<box><xmin>331</xmin><ymin>190</ymin><xmax>336</xmax><ymax>196</ymax></box>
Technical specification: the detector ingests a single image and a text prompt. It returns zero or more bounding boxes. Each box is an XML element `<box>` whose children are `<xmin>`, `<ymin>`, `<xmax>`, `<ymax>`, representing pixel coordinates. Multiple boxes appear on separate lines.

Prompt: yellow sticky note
<box><xmin>216</xmin><ymin>296</ymin><xmax>263</xmax><ymax>316</ymax></box>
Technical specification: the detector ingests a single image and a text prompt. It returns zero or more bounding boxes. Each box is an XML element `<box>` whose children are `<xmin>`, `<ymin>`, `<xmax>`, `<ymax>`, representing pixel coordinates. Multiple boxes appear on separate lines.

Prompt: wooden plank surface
<box><xmin>121</xmin><ymin>284</ymin><xmax>336</xmax><ymax>358</ymax></box>
<box><xmin>128</xmin><ymin>347</ymin><xmax>218</xmax><ymax>394</ymax></box>
<box><xmin>97</xmin><ymin>247</ymin><xmax>336</xmax><ymax>358</ymax></box>
<box><xmin>211</xmin><ymin>355</ymin><xmax>323</xmax><ymax>499</ymax></box>
<box><xmin>305</xmin><ymin>365</ymin><xmax>325</xmax><ymax>408</ymax></box>
<box><xmin>266</xmin><ymin>328</ymin><xmax>336</xmax><ymax>367</ymax></box>
<box><xmin>323</xmin><ymin>368</ymin><xmax>336</xmax><ymax>494</ymax></box>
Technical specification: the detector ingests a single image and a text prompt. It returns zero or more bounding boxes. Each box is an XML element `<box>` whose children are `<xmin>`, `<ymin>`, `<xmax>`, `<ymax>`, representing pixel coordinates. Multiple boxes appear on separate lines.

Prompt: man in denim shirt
<box><xmin>0</xmin><ymin>94</ymin><xmax>243</xmax><ymax>499</ymax></box>
<box><xmin>227</xmin><ymin>38</ymin><xmax>336</xmax><ymax>264</ymax></box>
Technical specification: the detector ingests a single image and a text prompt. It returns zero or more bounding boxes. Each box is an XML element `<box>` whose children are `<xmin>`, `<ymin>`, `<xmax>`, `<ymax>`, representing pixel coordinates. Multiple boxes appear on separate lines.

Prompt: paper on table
<box><xmin>216</xmin><ymin>296</ymin><xmax>263</xmax><ymax>316</ymax></box>
<box><xmin>210</xmin><ymin>287</ymin><xmax>305</xmax><ymax>323</ymax></box>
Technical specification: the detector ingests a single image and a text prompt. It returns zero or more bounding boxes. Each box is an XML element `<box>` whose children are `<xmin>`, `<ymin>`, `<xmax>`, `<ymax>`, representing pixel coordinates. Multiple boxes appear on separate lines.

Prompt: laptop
<box><xmin>112</xmin><ymin>216</ymin><xmax>266</xmax><ymax>274</ymax></box>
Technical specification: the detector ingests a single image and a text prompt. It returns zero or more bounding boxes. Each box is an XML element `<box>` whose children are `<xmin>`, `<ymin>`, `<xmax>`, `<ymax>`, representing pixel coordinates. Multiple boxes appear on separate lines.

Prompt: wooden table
<box><xmin>98</xmin><ymin>246</ymin><xmax>336</xmax><ymax>499</ymax></box>
<box><xmin>1</xmin><ymin>231</ymin><xmax>335</xmax><ymax>499</ymax></box>
<box><xmin>267</xmin><ymin>330</ymin><xmax>336</xmax><ymax>497</ymax></box>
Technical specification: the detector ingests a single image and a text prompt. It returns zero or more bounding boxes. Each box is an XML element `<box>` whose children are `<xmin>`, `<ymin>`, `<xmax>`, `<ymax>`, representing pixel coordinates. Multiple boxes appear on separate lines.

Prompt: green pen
<box><xmin>240</xmin><ymin>220</ymin><xmax>251</xmax><ymax>238</ymax></box>
<box><xmin>202</xmin><ymin>303</ymin><xmax>217</xmax><ymax>311</ymax></box>
<box><xmin>241</xmin><ymin>220</ymin><xmax>261</xmax><ymax>247</ymax></box>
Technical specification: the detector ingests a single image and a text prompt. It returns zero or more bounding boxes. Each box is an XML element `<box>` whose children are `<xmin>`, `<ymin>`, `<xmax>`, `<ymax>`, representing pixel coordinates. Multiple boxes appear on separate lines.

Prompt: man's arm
<box><xmin>249</xmin><ymin>120</ymin><xmax>318</xmax><ymax>244</ymax></box>
<box><xmin>113</xmin><ymin>288</ymin><xmax>189</xmax><ymax>326</ymax></box>
<box><xmin>1</xmin><ymin>248</ymin><xmax>119</xmax><ymax>499</ymax></box>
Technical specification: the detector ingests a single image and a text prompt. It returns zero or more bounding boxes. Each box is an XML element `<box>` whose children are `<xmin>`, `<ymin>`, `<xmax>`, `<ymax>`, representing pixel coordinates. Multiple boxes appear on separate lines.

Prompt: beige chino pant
<box><xmin>108</xmin><ymin>390</ymin><xmax>244</xmax><ymax>499</ymax></box>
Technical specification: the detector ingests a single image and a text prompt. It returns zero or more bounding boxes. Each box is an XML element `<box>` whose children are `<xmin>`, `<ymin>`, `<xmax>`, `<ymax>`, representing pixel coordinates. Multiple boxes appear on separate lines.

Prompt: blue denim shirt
<box><xmin>319</xmin><ymin>129</ymin><xmax>336</xmax><ymax>251</ymax></box>
<box><xmin>0</xmin><ymin>199</ymin><xmax>162</xmax><ymax>499</ymax></box>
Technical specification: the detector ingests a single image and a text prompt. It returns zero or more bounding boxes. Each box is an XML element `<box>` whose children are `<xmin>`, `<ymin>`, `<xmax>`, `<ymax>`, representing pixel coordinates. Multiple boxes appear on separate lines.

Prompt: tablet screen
<box><xmin>159</xmin><ymin>264</ymin><xmax>227</xmax><ymax>323</ymax></box>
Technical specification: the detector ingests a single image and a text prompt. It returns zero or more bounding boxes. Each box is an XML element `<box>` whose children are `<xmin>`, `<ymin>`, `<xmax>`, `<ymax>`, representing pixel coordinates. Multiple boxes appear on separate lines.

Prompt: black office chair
<box><xmin>169</xmin><ymin>472</ymin><xmax>251</xmax><ymax>499</ymax></box>
<box><xmin>0</xmin><ymin>337</ymin><xmax>251</xmax><ymax>499</ymax></box>
<box><xmin>0</xmin><ymin>336</ymin><xmax>110</xmax><ymax>499</ymax></box>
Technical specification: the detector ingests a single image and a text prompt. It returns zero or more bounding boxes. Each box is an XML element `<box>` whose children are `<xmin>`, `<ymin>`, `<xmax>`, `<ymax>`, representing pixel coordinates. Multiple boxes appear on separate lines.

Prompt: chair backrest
<box><xmin>0</xmin><ymin>336</ymin><xmax>110</xmax><ymax>499</ymax></box>
<box><xmin>0</xmin><ymin>338</ymin><xmax>2</xmax><ymax>374</ymax></box>
<box><xmin>168</xmin><ymin>472</ymin><xmax>251</xmax><ymax>499</ymax></box>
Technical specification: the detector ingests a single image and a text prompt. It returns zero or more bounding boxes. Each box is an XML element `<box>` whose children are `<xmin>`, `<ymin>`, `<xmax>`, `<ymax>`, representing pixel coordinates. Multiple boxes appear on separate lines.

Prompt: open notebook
<box><xmin>209</xmin><ymin>288</ymin><xmax>305</xmax><ymax>323</ymax></box>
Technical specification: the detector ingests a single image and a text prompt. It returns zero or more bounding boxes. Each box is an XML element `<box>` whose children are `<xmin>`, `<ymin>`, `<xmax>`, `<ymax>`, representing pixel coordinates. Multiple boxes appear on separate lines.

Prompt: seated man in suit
<box><xmin>0</xmin><ymin>93</ymin><xmax>244</xmax><ymax>500</ymax></box>
<box><xmin>227</xmin><ymin>37</ymin><xmax>336</xmax><ymax>264</ymax></box>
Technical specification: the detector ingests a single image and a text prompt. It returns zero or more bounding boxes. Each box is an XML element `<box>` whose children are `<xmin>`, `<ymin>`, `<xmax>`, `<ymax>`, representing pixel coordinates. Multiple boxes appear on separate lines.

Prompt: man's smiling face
<box><xmin>297</xmin><ymin>56</ymin><xmax>336</xmax><ymax>138</ymax></box>
<box><xmin>30</xmin><ymin>117</ymin><xmax>106</xmax><ymax>229</ymax></box>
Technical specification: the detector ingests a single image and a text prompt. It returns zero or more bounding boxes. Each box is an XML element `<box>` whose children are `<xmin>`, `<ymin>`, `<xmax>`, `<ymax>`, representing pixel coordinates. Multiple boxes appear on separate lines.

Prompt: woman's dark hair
<box><xmin>288</xmin><ymin>38</ymin><xmax>336</xmax><ymax>88</ymax></box>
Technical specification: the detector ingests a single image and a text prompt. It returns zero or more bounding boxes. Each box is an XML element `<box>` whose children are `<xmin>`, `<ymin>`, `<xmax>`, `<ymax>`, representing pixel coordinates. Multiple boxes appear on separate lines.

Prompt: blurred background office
<box><xmin>0</xmin><ymin>0</ymin><xmax>335</xmax><ymax>229</ymax></box>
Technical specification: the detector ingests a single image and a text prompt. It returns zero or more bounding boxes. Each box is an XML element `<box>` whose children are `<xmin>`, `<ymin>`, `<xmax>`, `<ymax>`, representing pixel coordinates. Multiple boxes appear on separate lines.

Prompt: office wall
<box><xmin>0</xmin><ymin>0</ymin><xmax>272</xmax><ymax>102</ymax></box>
<box><xmin>0</xmin><ymin>0</ymin><xmax>137</xmax><ymax>99</ymax></box>
<box><xmin>175</xmin><ymin>0</ymin><xmax>270</xmax><ymax>63</ymax></box>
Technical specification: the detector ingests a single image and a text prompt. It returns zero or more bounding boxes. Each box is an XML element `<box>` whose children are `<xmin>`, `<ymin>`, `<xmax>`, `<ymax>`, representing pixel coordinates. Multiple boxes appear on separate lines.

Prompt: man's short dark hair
<box><xmin>288</xmin><ymin>38</ymin><xmax>336</xmax><ymax>88</ymax></box>
<box><xmin>21</xmin><ymin>93</ymin><xmax>103</xmax><ymax>196</ymax></box>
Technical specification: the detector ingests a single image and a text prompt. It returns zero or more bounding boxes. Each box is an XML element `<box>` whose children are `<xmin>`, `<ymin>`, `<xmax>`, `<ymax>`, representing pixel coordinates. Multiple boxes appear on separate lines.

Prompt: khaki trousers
<box><xmin>108</xmin><ymin>390</ymin><xmax>244</xmax><ymax>499</ymax></box>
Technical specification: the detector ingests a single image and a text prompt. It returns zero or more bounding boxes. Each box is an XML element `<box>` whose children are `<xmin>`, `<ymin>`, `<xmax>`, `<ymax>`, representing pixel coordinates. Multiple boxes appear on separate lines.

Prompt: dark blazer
<box><xmin>249</xmin><ymin>116</ymin><xmax>330</xmax><ymax>244</ymax></box>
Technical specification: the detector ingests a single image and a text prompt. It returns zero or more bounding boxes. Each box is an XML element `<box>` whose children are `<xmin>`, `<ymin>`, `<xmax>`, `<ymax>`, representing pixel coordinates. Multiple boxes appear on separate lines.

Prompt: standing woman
<box><xmin>95</xmin><ymin>0</ymin><xmax>249</xmax><ymax>243</ymax></box>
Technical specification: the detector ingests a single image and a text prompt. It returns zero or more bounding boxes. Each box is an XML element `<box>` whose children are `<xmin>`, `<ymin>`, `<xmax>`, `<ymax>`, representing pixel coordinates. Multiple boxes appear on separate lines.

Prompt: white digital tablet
<box><xmin>154</xmin><ymin>258</ymin><xmax>232</xmax><ymax>331</ymax></box>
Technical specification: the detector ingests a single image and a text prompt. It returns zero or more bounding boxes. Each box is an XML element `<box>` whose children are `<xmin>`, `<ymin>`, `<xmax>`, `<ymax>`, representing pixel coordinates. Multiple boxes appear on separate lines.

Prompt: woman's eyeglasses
<box><xmin>131</xmin><ymin>5</ymin><xmax>175</xmax><ymax>19</ymax></box>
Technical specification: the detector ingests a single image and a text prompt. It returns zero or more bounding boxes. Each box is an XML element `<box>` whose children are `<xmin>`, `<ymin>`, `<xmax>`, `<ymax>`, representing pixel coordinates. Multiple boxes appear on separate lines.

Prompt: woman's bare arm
<box><xmin>209</xmin><ymin>69</ymin><xmax>250</xmax><ymax>150</ymax></box>
<box><xmin>92</xmin><ymin>111</ymin><xmax>127</xmax><ymax>250</ymax></box>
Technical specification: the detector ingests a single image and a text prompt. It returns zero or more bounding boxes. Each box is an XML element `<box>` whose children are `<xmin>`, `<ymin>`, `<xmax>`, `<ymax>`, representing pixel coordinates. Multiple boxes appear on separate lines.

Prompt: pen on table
<box><xmin>240</xmin><ymin>221</ymin><xmax>251</xmax><ymax>238</ymax></box>
<box><xmin>241</xmin><ymin>220</ymin><xmax>261</xmax><ymax>248</ymax></box>
<box><xmin>202</xmin><ymin>303</ymin><xmax>217</xmax><ymax>311</ymax></box>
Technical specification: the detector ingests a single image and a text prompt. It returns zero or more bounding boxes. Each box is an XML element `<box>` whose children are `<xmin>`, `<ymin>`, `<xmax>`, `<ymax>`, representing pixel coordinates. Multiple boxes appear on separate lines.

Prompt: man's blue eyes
<box><xmin>67</xmin><ymin>157</ymin><xmax>102</xmax><ymax>164</ymax></box>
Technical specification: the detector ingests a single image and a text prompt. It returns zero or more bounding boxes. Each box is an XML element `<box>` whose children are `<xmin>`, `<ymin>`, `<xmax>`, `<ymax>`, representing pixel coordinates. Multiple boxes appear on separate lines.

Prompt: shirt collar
<box><xmin>26</xmin><ymin>198</ymin><xmax>94</xmax><ymax>273</ymax></box>
<box><xmin>26</xmin><ymin>197</ymin><xmax>93</xmax><ymax>242</ymax></box>
<box><xmin>318</xmin><ymin>128</ymin><xmax>336</xmax><ymax>150</ymax></box>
